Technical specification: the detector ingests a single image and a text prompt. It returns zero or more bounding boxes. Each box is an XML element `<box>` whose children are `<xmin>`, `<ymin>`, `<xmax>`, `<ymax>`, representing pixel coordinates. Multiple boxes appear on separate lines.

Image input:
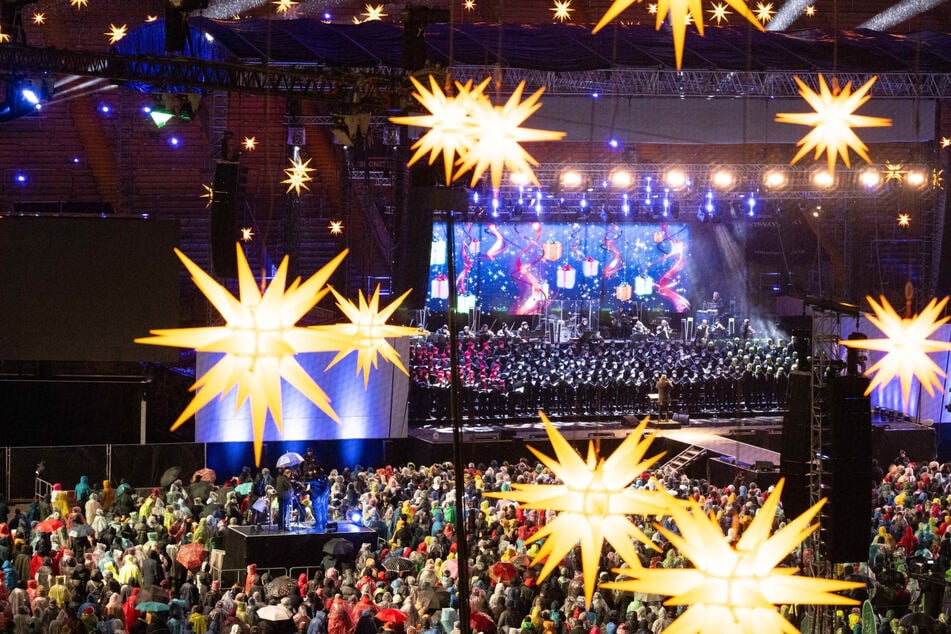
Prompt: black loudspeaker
<box><xmin>822</xmin><ymin>375</ymin><xmax>872</xmax><ymax>563</ymax></box>
<box><xmin>672</xmin><ymin>413</ymin><xmax>690</xmax><ymax>424</ymax></box>
<box><xmin>781</xmin><ymin>371</ymin><xmax>811</xmax><ymax>463</ymax></box>
<box><xmin>210</xmin><ymin>161</ymin><xmax>246</xmax><ymax>278</ymax></box>
<box><xmin>394</xmin><ymin>163</ymin><xmax>442</xmax><ymax>310</ymax></box>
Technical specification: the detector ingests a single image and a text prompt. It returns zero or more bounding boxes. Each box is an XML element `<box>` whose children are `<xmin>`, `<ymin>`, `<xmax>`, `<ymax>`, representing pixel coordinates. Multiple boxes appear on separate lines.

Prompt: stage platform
<box><xmin>220</xmin><ymin>522</ymin><xmax>377</xmax><ymax>583</ymax></box>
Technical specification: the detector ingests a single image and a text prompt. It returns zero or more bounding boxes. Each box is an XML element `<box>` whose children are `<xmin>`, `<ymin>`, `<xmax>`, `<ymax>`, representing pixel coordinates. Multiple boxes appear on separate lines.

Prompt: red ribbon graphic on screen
<box><xmin>601</xmin><ymin>224</ymin><xmax>624</xmax><ymax>279</ymax></box>
<box><xmin>486</xmin><ymin>224</ymin><xmax>506</xmax><ymax>260</ymax></box>
<box><xmin>512</xmin><ymin>223</ymin><xmax>544</xmax><ymax>314</ymax></box>
<box><xmin>653</xmin><ymin>224</ymin><xmax>690</xmax><ymax>312</ymax></box>
<box><xmin>569</xmin><ymin>222</ymin><xmax>585</xmax><ymax>260</ymax></box>
<box><xmin>456</xmin><ymin>223</ymin><xmax>474</xmax><ymax>295</ymax></box>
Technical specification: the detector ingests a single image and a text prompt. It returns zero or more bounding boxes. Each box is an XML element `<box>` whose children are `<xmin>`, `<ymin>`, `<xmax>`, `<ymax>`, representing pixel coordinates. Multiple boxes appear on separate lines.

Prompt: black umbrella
<box><xmin>265</xmin><ymin>576</ymin><xmax>299</xmax><ymax>600</ymax></box>
<box><xmin>417</xmin><ymin>588</ymin><xmax>449</xmax><ymax>610</ymax></box>
<box><xmin>160</xmin><ymin>467</ymin><xmax>182</xmax><ymax>488</ymax></box>
<box><xmin>137</xmin><ymin>586</ymin><xmax>170</xmax><ymax>606</ymax></box>
<box><xmin>188</xmin><ymin>480</ymin><xmax>212</xmax><ymax>503</ymax></box>
<box><xmin>68</xmin><ymin>524</ymin><xmax>95</xmax><ymax>539</ymax></box>
<box><xmin>382</xmin><ymin>556</ymin><xmax>415</xmax><ymax>573</ymax></box>
<box><xmin>322</xmin><ymin>538</ymin><xmax>354</xmax><ymax>557</ymax></box>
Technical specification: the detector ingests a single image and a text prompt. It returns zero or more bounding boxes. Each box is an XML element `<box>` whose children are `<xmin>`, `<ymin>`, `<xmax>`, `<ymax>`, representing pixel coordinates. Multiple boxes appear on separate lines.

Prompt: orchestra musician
<box><xmin>631</xmin><ymin>318</ymin><xmax>650</xmax><ymax>337</ymax></box>
<box><xmin>656</xmin><ymin>373</ymin><xmax>674</xmax><ymax>420</ymax></box>
<box><xmin>695</xmin><ymin>319</ymin><xmax>709</xmax><ymax>343</ymax></box>
<box><xmin>711</xmin><ymin>317</ymin><xmax>727</xmax><ymax>338</ymax></box>
<box><xmin>740</xmin><ymin>318</ymin><xmax>755</xmax><ymax>339</ymax></box>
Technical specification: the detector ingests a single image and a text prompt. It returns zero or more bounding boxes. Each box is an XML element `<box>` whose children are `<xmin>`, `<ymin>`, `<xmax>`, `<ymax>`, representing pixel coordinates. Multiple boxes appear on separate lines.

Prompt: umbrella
<box><xmin>257</xmin><ymin>605</ymin><xmax>293</xmax><ymax>621</ymax></box>
<box><xmin>187</xmin><ymin>480</ymin><xmax>212</xmax><ymax>503</ymax></box>
<box><xmin>375</xmin><ymin>609</ymin><xmax>408</xmax><ymax>625</ymax></box>
<box><xmin>192</xmin><ymin>468</ymin><xmax>216</xmax><ymax>483</ymax></box>
<box><xmin>137</xmin><ymin>586</ymin><xmax>170</xmax><ymax>606</ymax></box>
<box><xmin>470</xmin><ymin>612</ymin><xmax>495</xmax><ymax>633</ymax></box>
<box><xmin>137</xmin><ymin>602</ymin><xmax>170</xmax><ymax>613</ymax></box>
<box><xmin>235</xmin><ymin>482</ymin><xmax>253</xmax><ymax>496</ymax></box>
<box><xmin>265</xmin><ymin>576</ymin><xmax>298</xmax><ymax>599</ymax></box>
<box><xmin>323</xmin><ymin>538</ymin><xmax>354</xmax><ymax>557</ymax></box>
<box><xmin>176</xmin><ymin>542</ymin><xmax>207</xmax><ymax>570</ymax></box>
<box><xmin>382</xmin><ymin>556</ymin><xmax>415</xmax><ymax>573</ymax></box>
<box><xmin>511</xmin><ymin>554</ymin><xmax>533</xmax><ymax>568</ymax></box>
<box><xmin>490</xmin><ymin>562</ymin><xmax>518</xmax><ymax>583</ymax></box>
<box><xmin>34</xmin><ymin>518</ymin><xmax>63</xmax><ymax>533</ymax></box>
<box><xmin>68</xmin><ymin>524</ymin><xmax>94</xmax><ymax>539</ymax></box>
<box><xmin>276</xmin><ymin>452</ymin><xmax>305</xmax><ymax>468</ymax></box>
<box><xmin>417</xmin><ymin>588</ymin><xmax>448</xmax><ymax>611</ymax></box>
<box><xmin>899</xmin><ymin>612</ymin><xmax>936</xmax><ymax>633</ymax></box>
<box><xmin>160</xmin><ymin>466</ymin><xmax>182</xmax><ymax>488</ymax></box>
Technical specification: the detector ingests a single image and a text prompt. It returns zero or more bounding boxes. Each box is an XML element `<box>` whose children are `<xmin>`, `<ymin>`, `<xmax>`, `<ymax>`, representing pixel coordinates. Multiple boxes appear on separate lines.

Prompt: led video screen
<box><xmin>425</xmin><ymin>221</ymin><xmax>692</xmax><ymax>314</ymax></box>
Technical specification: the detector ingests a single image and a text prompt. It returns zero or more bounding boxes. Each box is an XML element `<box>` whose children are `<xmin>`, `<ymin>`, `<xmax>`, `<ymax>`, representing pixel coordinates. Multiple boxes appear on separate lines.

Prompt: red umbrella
<box><xmin>490</xmin><ymin>561</ymin><xmax>518</xmax><ymax>582</ymax></box>
<box><xmin>470</xmin><ymin>612</ymin><xmax>495</xmax><ymax>633</ymax></box>
<box><xmin>34</xmin><ymin>518</ymin><xmax>63</xmax><ymax>533</ymax></box>
<box><xmin>375</xmin><ymin>609</ymin><xmax>408</xmax><ymax>625</ymax></box>
<box><xmin>176</xmin><ymin>542</ymin><xmax>207</xmax><ymax>570</ymax></box>
<box><xmin>511</xmin><ymin>554</ymin><xmax>533</xmax><ymax>568</ymax></box>
<box><xmin>192</xmin><ymin>468</ymin><xmax>216</xmax><ymax>484</ymax></box>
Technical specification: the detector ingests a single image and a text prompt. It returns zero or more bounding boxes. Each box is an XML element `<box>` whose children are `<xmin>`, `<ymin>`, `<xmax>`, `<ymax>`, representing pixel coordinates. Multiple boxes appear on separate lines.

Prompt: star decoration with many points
<box><xmin>775</xmin><ymin>75</ymin><xmax>892</xmax><ymax>173</ymax></box>
<box><xmin>897</xmin><ymin>213</ymin><xmax>910</xmax><ymax>227</ymax></box>
<box><xmin>754</xmin><ymin>2</ymin><xmax>774</xmax><ymax>22</ymax></box>
<box><xmin>329</xmin><ymin>220</ymin><xmax>344</xmax><ymax>235</ymax></box>
<box><xmin>69</xmin><ymin>0</ymin><xmax>88</xmax><ymax>9</ymax></box>
<box><xmin>240</xmin><ymin>227</ymin><xmax>254</xmax><ymax>241</ymax></box>
<box><xmin>361</xmin><ymin>4</ymin><xmax>387</xmax><ymax>21</ymax></box>
<box><xmin>934</xmin><ymin>168</ymin><xmax>944</xmax><ymax>190</ymax></box>
<box><xmin>32</xmin><ymin>12</ymin><xmax>46</xmax><ymax>25</ymax></box>
<box><xmin>647</xmin><ymin>3</ymin><xmax>658</xmax><ymax>14</ymax></box>
<box><xmin>708</xmin><ymin>3</ymin><xmax>731</xmax><ymax>25</ymax></box>
<box><xmin>273</xmin><ymin>0</ymin><xmax>298</xmax><ymax>14</ymax></box>
<box><xmin>551</xmin><ymin>0</ymin><xmax>573</xmax><ymax>22</ymax></box>
<box><xmin>282</xmin><ymin>157</ymin><xmax>315</xmax><ymax>196</ymax></box>
<box><xmin>200</xmin><ymin>184</ymin><xmax>218</xmax><ymax>209</ymax></box>
<box><xmin>145</xmin><ymin>15</ymin><xmax>158</xmax><ymax>22</ymax></box>
<box><xmin>312</xmin><ymin>287</ymin><xmax>419</xmax><ymax>387</ymax></box>
<box><xmin>455</xmin><ymin>81</ymin><xmax>567</xmax><ymax>192</ymax></box>
<box><xmin>464</xmin><ymin>0</ymin><xmax>476</xmax><ymax>10</ymax></box>
<box><xmin>389</xmin><ymin>76</ymin><xmax>490</xmax><ymax>186</ymax></box>
<box><xmin>242</xmin><ymin>136</ymin><xmax>257</xmax><ymax>151</ymax></box>
<box><xmin>840</xmin><ymin>296</ymin><xmax>951</xmax><ymax>406</ymax></box>
<box><xmin>602</xmin><ymin>479</ymin><xmax>861</xmax><ymax>633</ymax></box>
<box><xmin>105</xmin><ymin>24</ymin><xmax>128</xmax><ymax>45</ymax></box>
<box><xmin>593</xmin><ymin>0</ymin><xmax>763</xmax><ymax>69</ymax></box>
<box><xmin>486</xmin><ymin>414</ymin><xmax>677</xmax><ymax>607</ymax></box>
<box><xmin>136</xmin><ymin>247</ymin><xmax>353</xmax><ymax>464</ymax></box>
<box><xmin>883</xmin><ymin>162</ymin><xmax>906</xmax><ymax>183</ymax></box>
<box><xmin>805</xmin><ymin>4</ymin><xmax>816</xmax><ymax>16</ymax></box>
<box><xmin>942</xmin><ymin>137</ymin><xmax>951</xmax><ymax>149</ymax></box>
<box><xmin>0</xmin><ymin>27</ymin><xmax>9</xmax><ymax>43</ymax></box>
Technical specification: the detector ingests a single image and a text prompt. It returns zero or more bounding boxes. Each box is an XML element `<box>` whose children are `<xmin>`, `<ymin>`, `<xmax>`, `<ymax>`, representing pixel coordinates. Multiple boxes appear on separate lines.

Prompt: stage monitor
<box><xmin>193</xmin><ymin>340</ymin><xmax>410</xmax><ymax>443</ymax></box>
<box><xmin>425</xmin><ymin>221</ymin><xmax>691</xmax><ymax>315</ymax></box>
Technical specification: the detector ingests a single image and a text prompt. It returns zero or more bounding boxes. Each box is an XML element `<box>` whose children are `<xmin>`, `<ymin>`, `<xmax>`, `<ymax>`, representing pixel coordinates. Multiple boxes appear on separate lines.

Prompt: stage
<box><xmin>219</xmin><ymin>521</ymin><xmax>377</xmax><ymax>584</ymax></box>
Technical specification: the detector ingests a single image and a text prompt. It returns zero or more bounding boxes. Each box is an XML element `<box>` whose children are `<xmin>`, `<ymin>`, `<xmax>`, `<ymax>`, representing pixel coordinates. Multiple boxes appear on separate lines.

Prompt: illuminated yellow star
<box><xmin>805</xmin><ymin>4</ymin><xmax>816</xmax><ymax>16</ymax></box>
<box><xmin>464</xmin><ymin>0</ymin><xmax>476</xmax><ymax>10</ymax></box>
<box><xmin>942</xmin><ymin>137</ymin><xmax>951</xmax><ymax>149</ymax></box>
<box><xmin>551</xmin><ymin>0</ymin><xmax>573</xmax><ymax>22</ymax></box>
<box><xmin>361</xmin><ymin>3</ymin><xmax>387</xmax><ymax>21</ymax></box>
<box><xmin>455</xmin><ymin>81</ymin><xmax>567</xmax><ymax>193</ymax></box>
<box><xmin>707</xmin><ymin>3</ymin><xmax>731</xmax><ymax>25</ymax></box>
<box><xmin>485</xmin><ymin>415</ymin><xmax>677</xmax><ymax>606</ymax></box>
<box><xmin>329</xmin><ymin>220</ymin><xmax>344</xmax><ymax>235</ymax></box>
<box><xmin>282</xmin><ymin>157</ymin><xmax>316</xmax><ymax>196</ymax></box>
<box><xmin>105</xmin><ymin>24</ymin><xmax>128</xmax><ymax>45</ymax></box>
<box><xmin>775</xmin><ymin>75</ymin><xmax>892</xmax><ymax>173</ymax></box>
<box><xmin>145</xmin><ymin>15</ymin><xmax>158</xmax><ymax>22</ymax></box>
<box><xmin>136</xmin><ymin>247</ymin><xmax>353</xmax><ymax>465</ymax></box>
<box><xmin>352</xmin><ymin>16</ymin><xmax>363</xmax><ymax>24</ymax></box>
<box><xmin>754</xmin><ymin>2</ymin><xmax>774</xmax><ymax>22</ymax></box>
<box><xmin>647</xmin><ymin>3</ymin><xmax>657</xmax><ymax>14</ymax></box>
<box><xmin>897</xmin><ymin>213</ymin><xmax>910</xmax><ymax>227</ymax></box>
<box><xmin>242</xmin><ymin>136</ymin><xmax>257</xmax><ymax>151</ymax></box>
<box><xmin>602</xmin><ymin>479</ymin><xmax>862</xmax><ymax>632</ymax></box>
<box><xmin>933</xmin><ymin>168</ymin><xmax>944</xmax><ymax>190</ymax></box>
<box><xmin>240</xmin><ymin>227</ymin><xmax>254</xmax><ymax>241</ymax></box>
<box><xmin>840</xmin><ymin>296</ymin><xmax>951</xmax><ymax>406</ymax></box>
<box><xmin>273</xmin><ymin>0</ymin><xmax>298</xmax><ymax>14</ymax></box>
<box><xmin>593</xmin><ymin>0</ymin><xmax>763</xmax><ymax>69</ymax></box>
<box><xmin>883</xmin><ymin>162</ymin><xmax>906</xmax><ymax>183</ymax></box>
<box><xmin>32</xmin><ymin>12</ymin><xmax>46</xmax><ymax>25</ymax></box>
<box><xmin>69</xmin><ymin>0</ymin><xmax>88</xmax><ymax>9</ymax></box>
<box><xmin>0</xmin><ymin>27</ymin><xmax>9</xmax><ymax>43</ymax></box>
<box><xmin>389</xmin><ymin>75</ymin><xmax>490</xmax><ymax>186</ymax></box>
<box><xmin>200</xmin><ymin>184</ymin><xmax>217</xmax><ymax>209</ymax></box>
<box><xmin>313</xmin><ymin>287</ymin><xmax>419</xmax><ymax>388</ymax></box>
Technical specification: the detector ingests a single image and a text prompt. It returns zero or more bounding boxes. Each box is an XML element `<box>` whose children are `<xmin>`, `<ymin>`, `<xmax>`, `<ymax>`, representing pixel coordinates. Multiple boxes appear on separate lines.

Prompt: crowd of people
<box><xmin>408</xmin><ymin>323</ymin><xmax>797</xmax><ymax>421</ymax></box>
<box><xmin>1</xmin><ymin>440</ymin><xmax>950</xmax><ymax>634</ymax></box>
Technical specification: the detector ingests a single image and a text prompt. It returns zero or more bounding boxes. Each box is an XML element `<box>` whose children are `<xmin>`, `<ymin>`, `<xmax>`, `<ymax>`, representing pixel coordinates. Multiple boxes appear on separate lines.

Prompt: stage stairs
<box><xmin>661</xmin><ymin>445</ymin><xmax>707</xmax><ymax>472</ymax></box>
<box><xmin>657</xmin><ymin>428</ymin><xmax>781</xmax><ymax>470</ymax></box>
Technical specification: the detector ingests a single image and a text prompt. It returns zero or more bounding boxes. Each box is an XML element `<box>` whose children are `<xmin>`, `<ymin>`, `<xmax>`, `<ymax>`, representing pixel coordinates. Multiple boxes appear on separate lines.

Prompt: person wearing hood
<box><xmin>74</xmin><ymin>477</ymin><xmax>92</xmax><ymax>506</ymax></box>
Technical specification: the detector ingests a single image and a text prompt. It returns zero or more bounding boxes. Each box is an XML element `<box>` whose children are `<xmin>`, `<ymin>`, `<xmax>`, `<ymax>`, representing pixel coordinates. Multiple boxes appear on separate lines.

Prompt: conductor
<box><xmin>656</xmin><ymin>374</ymin><xmax>674</xmax><ymax>421</ymax></box>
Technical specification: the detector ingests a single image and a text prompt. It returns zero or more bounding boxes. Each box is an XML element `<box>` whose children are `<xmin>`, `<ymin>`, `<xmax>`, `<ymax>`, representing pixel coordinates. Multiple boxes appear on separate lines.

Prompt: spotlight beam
<box><xmin>858</xmin><ymin>0</ymin><xmax>949</xmax><ymax>30</ymax></box>
<box><xmin>767</xmin><ymin>0</ymin><xmax>812</xmax><ymax>30</ymax></box>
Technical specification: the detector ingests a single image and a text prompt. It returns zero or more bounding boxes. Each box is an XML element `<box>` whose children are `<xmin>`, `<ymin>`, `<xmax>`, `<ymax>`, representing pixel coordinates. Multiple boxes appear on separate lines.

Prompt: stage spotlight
<box><xmin>906</xmin><ymin>170</ymin><xmax>927</xmax><ymax>187</ymax></box>
<box><xmin>349</xmin><ymin>510</ymin><xmax>362</xmax><ymax>523</ymax></box>
<box><xmin>21</xmin><ymin>88</ymin><xmax>40</xmax><ymax>106</ymax></box>
<box><xmin>664</xmin><ymin>168</ymin><xmax>688</xmax><ymax>190</ymax></box>
<box><xmin>610</xmin><ymin>168</ymin><xmax>634</xmax><ymax>189</ymax></box>
<box><xmin>812</xmin><ymin>170</ymin><xmax>835</xmax><ymax>188</ymax></box>
<box><xmin>711</xmin><ymin>169</ymin><xmax>735</xmax><ymax>190</ymax></box>
<box><xmin>560</xmin><ymin>169</ymin><xmax>584</xmax><ymax>190</ymax></box>
<box><xmin>860</xmin><ymin>167</ymin><xmax>882</xmax><ymax>189</ymax></box>
<box><xmin>621</xmin><ymin>193</ymin><xmax>630</xmax><ymax>215</ymax></box>
<box><xmin>510</xmin><ymin>171</ymin><xmax>530</xmax><ymax>186</ymax></box>
<box><xmin>763</xmin><ymin>170</ymin><xmax>787</xmax><ymax>189</ymax></box>
<box><xmin>150</xmin><ymin>108</ymin><xmax>174</xmax><ymax>127</ymax></box>
<box><xmin>746</xmin><ymin>192</ymin><xmax>756</xmax><ymax>217</ymax></box>
<box><xmin>491</xmin><ymin>197</ymin><xmax>500</xmax><ymax>218</ymax></box>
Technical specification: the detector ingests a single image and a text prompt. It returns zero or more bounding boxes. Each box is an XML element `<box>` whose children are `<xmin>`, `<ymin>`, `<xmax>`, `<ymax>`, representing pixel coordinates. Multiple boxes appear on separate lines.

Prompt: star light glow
<box><xmin>274</xmin><ymin>0</ymin><xmax>298</xmax><ymax>14</ymax></box>
<box><xmin>242</xmin><ymin>136</ymin><xmax>257</xmax><ymax>151</ymax></box>
<box><xmin>282</xmin><ymin>157</ymin><xmax>315</xmax><ymax>195</ymax></box>
<box><xmin>775</xmin><ymin>75</ymin><xmax>892</xmax><ymax>173</ymax></box>
<box><xmin>32</xmin><ymin>12</ymin><xmax>46</xmax><ymax>25</ymax></box>
<box><xmin>755</xmin><ymin>2</ymin><xmax>774</xmax><ymax>22</ymax></box>
<box><xmin>105</xmin><ymin>24</ymin><xmax>128</xmax><ymax>45</ymax></box>
<box><xmin>551</xmin><ymin>0</ymin><xmax>573</xmax><ymax>22</ymax></box>
<box><xmin>708</xmin><ymin>3</ymin><xmax>731</xmax><ymax>24</ymax></box>
<box><xmin>69</xmin><ymin>0</ymin><xmax>88</xmax><ymax>8</ymax></box>
<box><xmin>361</xmin><ymin>4</ymin><xmax>387</xmax><ymax>21</ymax></box>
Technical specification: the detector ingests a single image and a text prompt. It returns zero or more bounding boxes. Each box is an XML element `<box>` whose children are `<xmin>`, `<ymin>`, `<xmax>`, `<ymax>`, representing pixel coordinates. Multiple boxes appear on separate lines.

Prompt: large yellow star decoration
<box><xmin>313</xmin><ymin>287</ymin><xmax>419</xmax><ymax>387</ymax></box>
<box><xmin>32</xmin><ymin>12</ymin><xmax>46</xmax><ymax>25</ymax></box>
<box><xmin>464</xmin><ymin>0</ymin><xmax>476</xmax><ymax>10</ymax></box>
<box><xmin>840</xmin><ymin>295</ymin><xmax>951</xmax><ymax>406</ymax></box>
<box><xmin>883</xmin><ymin>162</ymin><xmax>906</xmax><ymax>183</ymax></box>
<box><xmin>105</xmin><ymin>24</ymin><xmax>128</xmax><ymax>45</ymax></box>
<box><xmin>602</xmin><ymin>479</ymin><xmax>862</xmax><ymax>633</ymax></box>
<box><xmin>282</xmin><ymin>157</ymin><xmax>315</xmax><ymax>195</ymax></box>
<box><xmin>707</xmin><ymin>3</ymin><xmax>731</xmax><ymax>25</ymax></box>
<box><xmin>805</xmin><ymin>4</ymin><xmax>816</xmax><ymax>17</ymax></box>
<box><xmin>592</xmin><ymin>0</ymin><xmax>763</xmax><ymax>69</ymax></box>
<box><xmin>551</xmin><ymin>0</ymin><xmax>573</xmax><ymax>23</ymax></box>
<box><xmin>775</xmin><ymin>75</ymin><xmax>892</xmax><ymax>173</ymax></box>
<box><xmin>754</xmin><ymin>1</ymin><xmax>774</xmax><ymax>23</ymax></box>
<box><xmin>486</xmin><ymin>414</ymin><xmax>678</xmax><ymax>606</ymax></box>
<box><xmin>70</xmin><ymin>0</ymin><xmax>88</xmax><ymax>9</ymax></box>
<box><xmin>137</xmin><ymin>246</ymin><xmax>415</xmax><ymax>464</ymax></box>
<box><xmin>240</xmin><ymin>227</ymin><xmax>254</xmax><ymax>241</ymax></box>
<box><xmin>361</xmin><ymin>4</ymin><xmax>387</xmax><ymax>21</ymax></box>
<box><xmin>329</xmin><ymin>220</ymin><xmax>344</xmax><ymax>235</ymax></box>
<box><xmin>200</xmin><ymin>184</ymin><xmax>217</xmax><ymax>208</ymax></box>
<box><xmin>0</xmin><ymin>27</ymin><xmax>9</xmax><ymax>43</ymax></box>
<box><xmin>941</xmin><ymin>137</ymin><xmax>951</xmax><ymax>149</ymax></box>
<box><xmin>242</xmin><ymin>136</ymin><xmax>257</xmax><ymax>151</ymax></box>
<box><xmin>273</xmin><ymin>0</ymin><xmax>298</xmax><ymax>14</ymax></box>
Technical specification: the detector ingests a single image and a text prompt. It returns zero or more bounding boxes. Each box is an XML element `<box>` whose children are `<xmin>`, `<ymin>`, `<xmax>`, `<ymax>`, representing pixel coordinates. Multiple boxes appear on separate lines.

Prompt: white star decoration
<box><xmin>551</xmin><ymin>0</ymin><xmax>573</xmax><ymax>22</ymax></box>
<box><xmin>282</xmin><ymin>157</ymin><xmax>315</xmax><ymax>195</ymax></box>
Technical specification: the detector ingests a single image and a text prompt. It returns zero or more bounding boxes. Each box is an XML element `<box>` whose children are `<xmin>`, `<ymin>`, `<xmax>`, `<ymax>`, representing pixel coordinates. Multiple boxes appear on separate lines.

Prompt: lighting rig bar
<box><xmin>0</xmin><ymin>44</ymin><xmax>401</xmax><ymax>98</ymax></box>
